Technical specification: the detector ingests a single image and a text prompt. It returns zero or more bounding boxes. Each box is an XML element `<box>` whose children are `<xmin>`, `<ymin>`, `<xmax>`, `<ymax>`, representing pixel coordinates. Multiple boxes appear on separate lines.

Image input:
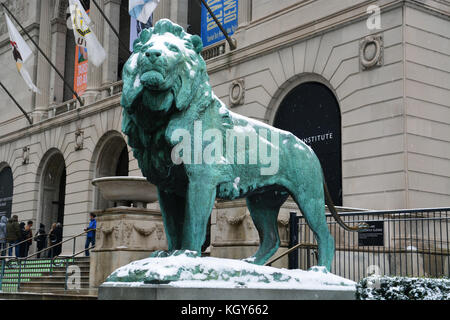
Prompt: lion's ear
<box><xmin>133</xmin><ymin>29</ymin><xmax>152</xmax><ymax>52</ymax></box>
<box><xmin>121</xmin><ymin>53</ymin><xmax>144</xmax><ymax>110</ymax></box>
<box><xmin>140</xmin><ymin>28</ymin><xmax>152</xmax><ymax>43</ymax></box>
<box><xmin>190</xmin><ymin>35</ymin><xmax>203</xmax><ymax>54</ymax></box>
<box><xmin>174</xmin><ymin>72</ymin><xmax>193</xmax><ymax>111</ymax></box>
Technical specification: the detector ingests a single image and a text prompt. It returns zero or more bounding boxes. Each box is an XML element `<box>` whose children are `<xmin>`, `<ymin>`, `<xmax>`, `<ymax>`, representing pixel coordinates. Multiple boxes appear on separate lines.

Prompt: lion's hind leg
<box><xmin>244</xmin><ymin>189</ymin><xmax>289</xmax><ymax>265</ymax></box>
<box><xmin>292</xmin><ymin>192</ymin><xmax>335</xmax><ymax>271</ymax></box>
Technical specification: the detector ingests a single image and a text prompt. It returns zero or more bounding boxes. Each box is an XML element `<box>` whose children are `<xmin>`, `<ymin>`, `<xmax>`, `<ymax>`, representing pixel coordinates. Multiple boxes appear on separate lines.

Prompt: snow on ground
<box><xmin>106</xmin><ymin>252</ymin><xmax>356</xmax><ymax>291</ymax></box>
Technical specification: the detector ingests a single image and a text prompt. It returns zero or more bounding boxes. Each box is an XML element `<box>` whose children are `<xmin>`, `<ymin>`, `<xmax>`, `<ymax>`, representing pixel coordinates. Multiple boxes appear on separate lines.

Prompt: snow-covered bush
<box><xmin>356</xmin><ymin>275</ymin><xmax>450</xmax><ymax>300</ymax></box>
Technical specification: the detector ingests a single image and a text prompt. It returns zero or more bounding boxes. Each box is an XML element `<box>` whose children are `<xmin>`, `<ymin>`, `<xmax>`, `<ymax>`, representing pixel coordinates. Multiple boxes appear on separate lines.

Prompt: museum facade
<box><xmin>0</xmin><ymin>0</ymin><xmax>449</xmax><ymax>254</ymax></box>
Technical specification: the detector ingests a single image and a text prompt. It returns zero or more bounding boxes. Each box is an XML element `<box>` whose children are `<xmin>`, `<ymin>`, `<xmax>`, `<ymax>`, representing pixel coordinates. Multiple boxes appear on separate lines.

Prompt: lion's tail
<box><xmin>323</xmin><ymin>180</ymin><xmax>368</xmax><ymax>232</ymax></box>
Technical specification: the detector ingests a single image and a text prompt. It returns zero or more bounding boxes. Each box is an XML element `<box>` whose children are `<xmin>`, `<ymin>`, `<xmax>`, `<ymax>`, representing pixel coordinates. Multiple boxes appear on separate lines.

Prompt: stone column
<box><xmin>49</xmin><ymin>17</ymin><xmax>67</xmax><ymax>106</ymax></box>
<box><xmin>34</xmin><ymin>0</ymin><xmax>52</xmax><ymax>121</ymax></box>
<box><xmin>170</xmin><ymin>0</ymin><xmax>188</xmax><ymax>30</ymax></box>
<box><xmin>153</xmin><ymin>0</ymin><xmax>171</xmax><ymax>23</ymax></box>
<box><xmin>102</xmin><ymin>0</ymin><xmax>121</xmax><ymax>86</ymax></box>
<box><xmin>237</xmin><ymin>0</ymin><xmax>252</xmax><ymax>28</ymax></box>
<box><xmin>83</xmin><ymin>0</ymin><xmax>104</xmax><ymax>105</ymax></box>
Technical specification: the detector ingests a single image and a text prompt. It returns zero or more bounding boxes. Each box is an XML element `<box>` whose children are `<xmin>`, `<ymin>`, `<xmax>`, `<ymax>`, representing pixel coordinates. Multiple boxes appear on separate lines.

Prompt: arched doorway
<box><xmin>273</xmin><ymin>81</ymin><xmax>343</xmax><ymax>206</ymax></box>
<box><xmin>94</xmin><ymin>132</ymin><xmax>129</xmax><ymax>209</ymax></box>
<box><xmin>0</xmin><ymin>165</ymin><xmax>13</xmax><ymax>218</ymax></box>
<box><xmin>39</xmin><ymin>151</ymin><xmax>66</xmax><ymax>230</ymax></box>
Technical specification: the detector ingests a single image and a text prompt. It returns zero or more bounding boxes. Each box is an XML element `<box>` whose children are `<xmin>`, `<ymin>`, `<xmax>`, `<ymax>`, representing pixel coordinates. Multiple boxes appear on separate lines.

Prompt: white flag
<box><xmin>129</xmin><ymin>0</ymin><xmax>160</xmax><ymax>24</ymax></box>
<box><xmin>69</xmin><ymin>0</ymin><xmax>106</xmax><ymax>67</ymax></box>
<box><xmin>5</xmin><ymin>13</ymin><xmax>40</xmax><ymax>94</ymax></box>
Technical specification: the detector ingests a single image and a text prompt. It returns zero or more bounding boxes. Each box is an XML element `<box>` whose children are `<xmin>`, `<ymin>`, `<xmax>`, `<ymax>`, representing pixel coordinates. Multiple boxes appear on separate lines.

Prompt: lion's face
<box><xmin>135</xmin><ymin>32</ymin><xmax>195</xmax><ymax>91</ymax></box>
<box><xmin>121</xmin><ymin>19</ymin><xmax>205</xmax><ymax>114</ymax></box>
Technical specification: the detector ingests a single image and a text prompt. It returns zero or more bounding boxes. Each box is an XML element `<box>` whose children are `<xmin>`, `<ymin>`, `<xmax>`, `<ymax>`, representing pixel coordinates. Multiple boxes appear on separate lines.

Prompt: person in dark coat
<box><xmin>34</xmin><ymin>223</ymin><xmax>47</xmax><ymax>258</ymax></box>
<box><xmin>6</xmin><ymin>215</ymin><xmax>20</xmax><ymax>257</ymax></box>
<box><xmin>0</xmin><ymin>216</ymin><xmax>7</xmax><ymax>256</ymax></box>
<box><xmin>48</xmin><ymin>223</ymin><xmax>57</xmax><ymax>258</ymax></box>
<box><xmin>22</xmin><ymin>221</ymin><xmax>33</xmax><ymax>257</ymax></box>
<box><xmin>53</xmin><ymin>223</ymin><xmax>63</xmax><ymax>257</ymax></box>
<box><xmin>18</xmin><ymin>222</ymin><xmax>26</xmax><ymax>257</ymax></box>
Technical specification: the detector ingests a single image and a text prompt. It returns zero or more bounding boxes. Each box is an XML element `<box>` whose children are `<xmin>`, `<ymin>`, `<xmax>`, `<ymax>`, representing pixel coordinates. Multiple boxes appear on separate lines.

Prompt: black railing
<box><xmin>280</xmin><ymin>207</ymin><xmax>450</xmax><ymax>282</ymax></box>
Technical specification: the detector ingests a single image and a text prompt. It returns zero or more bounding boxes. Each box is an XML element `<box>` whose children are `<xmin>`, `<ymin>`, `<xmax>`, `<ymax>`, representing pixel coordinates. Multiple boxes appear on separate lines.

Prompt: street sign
<box><xmin>358</xmin><ymin>221</ymin><xmax>384</xmax><ymax>246</ymax></box>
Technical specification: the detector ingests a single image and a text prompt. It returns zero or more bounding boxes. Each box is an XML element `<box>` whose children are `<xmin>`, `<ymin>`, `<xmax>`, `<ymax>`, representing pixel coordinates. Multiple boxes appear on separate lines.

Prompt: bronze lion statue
<box><xmin>121</xmin><ymin>19</ymin><xmax>364</xmax><ymax>271</ymax></box>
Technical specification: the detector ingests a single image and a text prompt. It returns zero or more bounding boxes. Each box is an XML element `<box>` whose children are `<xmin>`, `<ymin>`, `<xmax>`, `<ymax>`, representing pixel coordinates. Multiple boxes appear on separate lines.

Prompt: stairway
<box><xmin>0</xmin><ymin>257</ymin><xmax>97</xmax><ymax>300</ymax></box>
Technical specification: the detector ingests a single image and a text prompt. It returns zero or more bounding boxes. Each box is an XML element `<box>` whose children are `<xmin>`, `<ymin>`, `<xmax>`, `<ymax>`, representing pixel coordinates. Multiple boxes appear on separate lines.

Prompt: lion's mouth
<box><xmin>141</xmin><ymin>70</ymin><xmax>166</xmax><ymax>89</ymax></box>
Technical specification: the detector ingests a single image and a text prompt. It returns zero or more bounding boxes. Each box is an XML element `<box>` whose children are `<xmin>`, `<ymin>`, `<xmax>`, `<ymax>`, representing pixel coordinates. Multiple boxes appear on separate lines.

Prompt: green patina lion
<box><xmin>121</xmin><ymin>19</ymin><xmax>363</xmax><ymax>271</ymax></box>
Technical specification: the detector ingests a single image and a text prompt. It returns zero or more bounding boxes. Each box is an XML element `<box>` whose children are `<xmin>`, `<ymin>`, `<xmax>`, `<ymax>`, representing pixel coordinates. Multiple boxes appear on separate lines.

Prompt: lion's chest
<box><xmin>141</xmin><ymin>130</ymin><xmax>188</xmax><ymax>193</ymax></box>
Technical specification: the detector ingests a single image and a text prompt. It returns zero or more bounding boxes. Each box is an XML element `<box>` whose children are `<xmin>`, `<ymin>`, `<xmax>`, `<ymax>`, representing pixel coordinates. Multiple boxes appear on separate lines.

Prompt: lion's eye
<box><xmin>167</xmin><ymin>44</ymin><xmax>179</xmax><ymax>53</ymax></box>
<box><xmin>141</xmin><ymin>43</ymin><xmax>153</xmax><ymax>53</ymax></box>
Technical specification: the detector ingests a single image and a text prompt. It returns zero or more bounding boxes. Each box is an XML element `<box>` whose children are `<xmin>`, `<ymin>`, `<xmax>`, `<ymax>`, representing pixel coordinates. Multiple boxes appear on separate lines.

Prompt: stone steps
<box><xmin>19</xmin><ymin>281</ymin><xmax>90</xmax><ymax>289</ymax></box>
<box><xmin>0</xmin><ymin>256</ymin><xmax>96</xmax><ymax>299</ymax></box>
<box><xmin>0</xmin><ymin>291</ymin><xmax>97</xmax><ymax>300</ymax></box>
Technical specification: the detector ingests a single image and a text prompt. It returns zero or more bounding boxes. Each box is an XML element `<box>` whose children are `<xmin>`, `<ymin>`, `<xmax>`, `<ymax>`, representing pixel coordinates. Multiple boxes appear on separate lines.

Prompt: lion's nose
<box><xmin>145</xmin><ymin>49</ymin><xmax>162</xmax><ymax>61</ymax></box>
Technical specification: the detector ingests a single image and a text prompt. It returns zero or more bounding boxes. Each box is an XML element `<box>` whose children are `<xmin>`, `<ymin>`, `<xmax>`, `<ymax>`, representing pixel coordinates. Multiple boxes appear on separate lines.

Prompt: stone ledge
<box><xmin>98</xmin><ymin>283</ymin><xmax>356</xmax><ymax>300</ymax></box>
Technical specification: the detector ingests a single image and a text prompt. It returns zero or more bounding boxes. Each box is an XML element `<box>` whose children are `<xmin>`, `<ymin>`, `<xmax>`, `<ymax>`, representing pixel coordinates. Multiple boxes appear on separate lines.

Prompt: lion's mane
<box><xmin>120</xmin><ymin>19</ymin><xmax>231</xmax><ymax>192</ymax></box>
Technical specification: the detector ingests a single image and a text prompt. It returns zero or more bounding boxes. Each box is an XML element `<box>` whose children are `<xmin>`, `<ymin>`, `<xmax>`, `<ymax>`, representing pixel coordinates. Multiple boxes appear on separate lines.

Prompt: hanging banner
<box><xmin>73</xmin><ymin>45</ymin><xmax>88</xmax><ymax>97</ymax></box>
<box><xmin>201</xmin><ymin>0</ymin><xmax>238</xmax><ymax>47</ymax></box>
<box><xmin>130</xmin><ymin>15</ymin><xmax>153</xmax><ymax>52</ymax></box>
<box><xmin>73</xmin><ymin>9</ymin><xmax>90</xmax><ymax>98</ymax></box>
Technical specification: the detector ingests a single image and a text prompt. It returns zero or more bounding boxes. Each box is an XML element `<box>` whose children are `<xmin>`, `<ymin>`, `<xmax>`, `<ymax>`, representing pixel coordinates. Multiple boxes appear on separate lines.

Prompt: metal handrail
<box><xmin>0</xmin><ymin>232</ymin><xmax>53</xmax><ymax>256</ymax></box>
<box><xmin>264</xmin><ymin>243</ymin><xmax>318</xmax><ymax>267</ymax></box>
<box><xmin>0</xmin><ymin>229</ymin><xmax>94</xmax><ymax>262</ymax></box>
<box><xmin>0</xmin><ymin>229</ymin><xmax>96</xmax><ymax>291</ymax></box>
<box><xmin>1</xmin><ymin>236</ymin><xmax>35</xmax><ymax>256</ymax></box>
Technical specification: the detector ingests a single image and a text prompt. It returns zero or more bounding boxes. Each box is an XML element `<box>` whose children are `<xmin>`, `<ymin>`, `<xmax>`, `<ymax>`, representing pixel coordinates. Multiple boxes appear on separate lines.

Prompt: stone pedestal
<box><xmin>98</xmin><ymin>283</ymin><xmax>356</xmax><ymax>300</ymax></box>
<box><xmin>89</xmin><ymin>207</ymin><xmax>167</xmax><ymax>287</ymax></box>
<box><xmin>210</xmin><ymin>199</ymin><xmax>296</xmax><ymax>268</ymax></box>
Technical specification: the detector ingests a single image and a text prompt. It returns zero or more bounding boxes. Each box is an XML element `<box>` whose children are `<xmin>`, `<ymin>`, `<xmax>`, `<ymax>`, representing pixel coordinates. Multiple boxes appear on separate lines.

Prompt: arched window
<box><xmin>0</xmin><ymin>166</ymin><xmax>13</xmax><ymax>218</ymax></box>
<box><xmin>274</xmin><ymin>82</ymin><xmax>343</xmax><ymax>206</ymax></box>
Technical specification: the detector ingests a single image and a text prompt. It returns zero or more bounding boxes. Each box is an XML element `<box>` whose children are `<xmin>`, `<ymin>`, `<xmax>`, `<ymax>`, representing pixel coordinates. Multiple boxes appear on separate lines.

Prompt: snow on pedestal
<box><xmin>105</xmin><ymin>251</ymin><xmax>356</xmax><ymax>291</ymax></box>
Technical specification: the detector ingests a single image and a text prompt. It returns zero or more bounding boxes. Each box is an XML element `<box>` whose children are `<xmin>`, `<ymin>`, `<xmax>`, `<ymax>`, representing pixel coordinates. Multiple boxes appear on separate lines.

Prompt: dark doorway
<box><xmin>57</xmin><ymin>169</ymin><xmax>66</xmax><ymax>226</ymax></box>
<box><xmin>116</xmin><ymin>146</ymin><xmax>129</xmax><ymax>177</ymax></box>
<box><xmin>95</xmin><ymin>135</ymin><xmax>129</xmax><ymax>209</ymax></box>
<box><xmin>274</xmin><ymin>82</ymin><xmax>343</xmax><ymax>206</ymax></box>
<box><xmin>0</xmin><ymin>166</ymin><xmax>13</xmax><ymax>218</ymax></box>
<box><xmin>41</xmin><ymin>152</ymin><xmax>66</xmax><ymax>232</ymax></box>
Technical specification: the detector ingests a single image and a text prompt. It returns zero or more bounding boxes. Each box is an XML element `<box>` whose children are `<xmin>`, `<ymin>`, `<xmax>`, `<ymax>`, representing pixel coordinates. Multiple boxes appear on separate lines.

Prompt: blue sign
<box><xmin>201</xmin><ymin>0</ymin><xmax>238</xmax><ymax>47</ymax></box>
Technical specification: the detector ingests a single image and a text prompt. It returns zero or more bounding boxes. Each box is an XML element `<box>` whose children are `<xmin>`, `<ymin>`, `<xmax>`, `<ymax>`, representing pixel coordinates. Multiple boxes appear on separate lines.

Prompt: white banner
<box><xmin>68</xmin><ymin>0</ymin><xmax>106</xmax><ymax>67</ymax></box>
<box><xmin>5</xmin><ymin>13</ymin><xmax>40</xmax><ymax>93</ymax></box>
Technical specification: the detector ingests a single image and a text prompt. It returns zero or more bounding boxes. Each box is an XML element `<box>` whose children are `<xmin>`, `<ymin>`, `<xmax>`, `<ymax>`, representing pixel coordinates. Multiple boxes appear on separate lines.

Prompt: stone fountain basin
<box><xmin>92</xmin><ymin>176</ymin><xmax>158</xmax><ymax>204</ymax></box>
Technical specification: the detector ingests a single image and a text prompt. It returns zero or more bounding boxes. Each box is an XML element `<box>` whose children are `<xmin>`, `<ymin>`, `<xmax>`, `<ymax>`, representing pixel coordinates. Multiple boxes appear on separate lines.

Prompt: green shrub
<box><xmin>356</xmin><ymin>276</ymin><xmax>450</xmax><ymax>300</ymax></box>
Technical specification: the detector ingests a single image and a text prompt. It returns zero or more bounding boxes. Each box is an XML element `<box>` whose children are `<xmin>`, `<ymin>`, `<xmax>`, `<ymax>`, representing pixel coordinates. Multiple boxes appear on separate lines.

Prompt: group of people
<box><xmin>0</xmin><ymin>215</ymin><xmax>63</xmax><ymax>258</ymax></box>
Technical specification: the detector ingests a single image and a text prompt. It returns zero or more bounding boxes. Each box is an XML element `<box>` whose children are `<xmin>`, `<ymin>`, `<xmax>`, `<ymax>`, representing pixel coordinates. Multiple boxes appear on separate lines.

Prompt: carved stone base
<box><xmin>211</xmin><ymin>246</ymin><xmax>289</xmax><ymax>269</ymax></box>
<box><xmin>89</xmin><ymin>207</ymin><xmax>167</xmax><ymax>287</ymax></box>
<box><xmin>210</xmin><ymin>199</ymin><xmax>296</xmax><ymax>268</ymax></box>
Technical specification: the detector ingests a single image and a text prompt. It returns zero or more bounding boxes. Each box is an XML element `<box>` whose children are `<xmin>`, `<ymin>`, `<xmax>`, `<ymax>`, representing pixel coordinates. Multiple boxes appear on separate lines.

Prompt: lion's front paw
<box><xmin>150</xmin><ymin>250</ymin><xmax>170</xmax><ymax>258</ymax></box>
<box><xmin>242</xmin><ymin>256</ymin><xmax>257</xmax><ymax>264</ymax></box>
<box><xmin>170</xmin><ymin>250</ymin><xmax>200</xmax><ymax>258</ymax></box>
